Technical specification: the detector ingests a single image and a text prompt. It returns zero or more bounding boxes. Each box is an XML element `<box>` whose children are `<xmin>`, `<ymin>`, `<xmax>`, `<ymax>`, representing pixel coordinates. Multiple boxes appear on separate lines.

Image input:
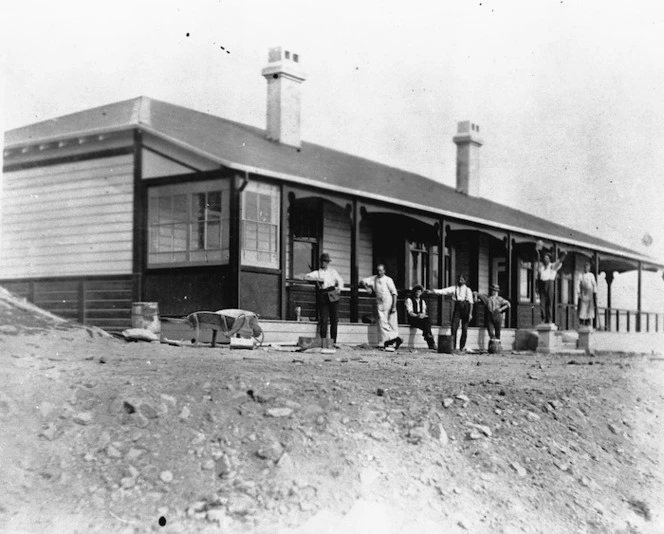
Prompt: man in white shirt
<box><xmin>537</xmin><ymin>250</ymin><xmax>567</xmax><ymax>324</ymax></box>
<box><xmin>302</xmin><ymin>253</ymin><xmax>344</xmax><ymax>344</ymax></box>
<box><xmin>361</xmin><ymin>264</ymin><xmax>402</xmax><ymax>351</ymax></box>
<box><xmin>428</xmin><ymin>275</ymin><xmax>474</xmax><ymax>352</ymax></box>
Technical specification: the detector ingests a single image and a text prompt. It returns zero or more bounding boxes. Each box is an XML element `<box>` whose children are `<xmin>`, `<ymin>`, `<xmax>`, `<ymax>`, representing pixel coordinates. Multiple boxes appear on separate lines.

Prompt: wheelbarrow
<box><xmin>185</xmin><ymin>309</ymin><xmax>264</xmax><ymax>348</ymax></box>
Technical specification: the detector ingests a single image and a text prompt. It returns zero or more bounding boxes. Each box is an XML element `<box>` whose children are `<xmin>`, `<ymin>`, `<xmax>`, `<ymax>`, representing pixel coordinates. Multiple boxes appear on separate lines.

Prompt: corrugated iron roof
<box><xmin>4</xmin><ymin>96</ymin><xmax>661</xmax><ymax>267</ymax></box>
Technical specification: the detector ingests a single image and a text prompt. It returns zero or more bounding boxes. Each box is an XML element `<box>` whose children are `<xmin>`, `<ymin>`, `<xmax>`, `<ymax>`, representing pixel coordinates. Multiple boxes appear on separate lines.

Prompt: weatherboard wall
<box><xmin>322</xmin><ymin>202</ymin><xmax>352</xmax><ymax>283</ymax></box>
<box><xmin>0</xmin><ymin>154</ymin><xmax>135</xmax><ymax>279</ymax></box>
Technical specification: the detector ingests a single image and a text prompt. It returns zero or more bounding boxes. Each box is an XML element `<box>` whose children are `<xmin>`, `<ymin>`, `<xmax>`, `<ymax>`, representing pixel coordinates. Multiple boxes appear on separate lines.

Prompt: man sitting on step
<box><xmin>404</xmin><ymin>285</ymin><xmax>436</xmax><ymax>350</ymax></box>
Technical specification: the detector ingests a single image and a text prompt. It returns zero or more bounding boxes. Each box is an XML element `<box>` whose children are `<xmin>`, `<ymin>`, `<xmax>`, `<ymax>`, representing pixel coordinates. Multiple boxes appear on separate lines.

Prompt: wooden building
<box><xmin>2</xmin><ymin>47</ymin><xmax>662</xmax><ymax>334</ymax></box>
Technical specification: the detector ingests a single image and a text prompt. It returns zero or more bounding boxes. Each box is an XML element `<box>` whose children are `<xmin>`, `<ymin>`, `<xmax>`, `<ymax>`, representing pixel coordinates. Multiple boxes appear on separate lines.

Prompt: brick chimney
<box><xmin>261</xmin><ymin>47</ymin><xmax>306</xmax><ymax>148</ymax></box>
<box><xmin>453</xmin><ymin>121</ymin><xmax>483</xmax><ymax>196</ymax></box>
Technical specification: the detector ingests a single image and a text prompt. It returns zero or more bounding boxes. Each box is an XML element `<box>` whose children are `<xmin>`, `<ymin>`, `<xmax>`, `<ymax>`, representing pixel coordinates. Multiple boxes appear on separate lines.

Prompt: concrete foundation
<box><xmin>577</xmin><ymin>326</ymin><xmax>594</xmax><ymax>352</ymax></box>
<box><xmin>536</xmin><ymin>323</ymin><xmax>558</xmax><ymax>354</ymax></box>
<box><xmin>160</xmin><ymin>320</ymin><xmax>517</xmax><ymax>352</ymax></box>
<box><xmin>158</xmin><ymin>320</ymin><xmax>664</xmax><ymax>354</ymax></box>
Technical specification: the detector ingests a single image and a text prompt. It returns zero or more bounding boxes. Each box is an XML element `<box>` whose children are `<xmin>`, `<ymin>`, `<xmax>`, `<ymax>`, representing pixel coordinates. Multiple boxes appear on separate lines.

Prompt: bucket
<box><xmin>437</xmin><ymin>334</ymin><xmax>453</xmax><ymax>354</ymax></box>
<box><xmin>131</xmin><ymin>302</ymin><xmax>161</xmax><ymax>335</ymax></box>
<box><xmin>488</xmin><ymin>339</ymin><xmax>502</xmax><ymax>354</ymax></box>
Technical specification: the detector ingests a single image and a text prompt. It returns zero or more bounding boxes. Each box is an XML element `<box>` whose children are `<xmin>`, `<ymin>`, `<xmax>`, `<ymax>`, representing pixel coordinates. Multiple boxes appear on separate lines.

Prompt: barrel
<box><xmin>489</xmin><ymin>339</ymin><xmax>503</xmax><ymax>355</ymax></box>
<box><xmin>131</xmin><ymin>302</ymin><xmax>161</xmax><ymax>335</ymax></box>
<box><xmin>437</xmin><ymin>334</ymin><xmax>453</xmax><ymax>354</ymax></box>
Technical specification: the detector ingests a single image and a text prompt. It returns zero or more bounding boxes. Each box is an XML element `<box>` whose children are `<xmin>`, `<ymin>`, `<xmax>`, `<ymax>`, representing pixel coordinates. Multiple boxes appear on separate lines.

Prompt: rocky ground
<box><xmin>1</xmin><ymin>288</ymin><xmax>663</xmax><ymax>534</ymax></box>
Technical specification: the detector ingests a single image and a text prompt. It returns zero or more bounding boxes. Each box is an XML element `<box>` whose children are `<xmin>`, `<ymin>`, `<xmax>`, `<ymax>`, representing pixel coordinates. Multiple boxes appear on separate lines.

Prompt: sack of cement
<box><xmin>230</xmin><ymin>337</ymin><xmax>255</xmax><ymax>350</ymax></box>
<box><xmin>122</xmin><ymin>328</ymin><xmax>160</xmax><ymax>342</ymax></box>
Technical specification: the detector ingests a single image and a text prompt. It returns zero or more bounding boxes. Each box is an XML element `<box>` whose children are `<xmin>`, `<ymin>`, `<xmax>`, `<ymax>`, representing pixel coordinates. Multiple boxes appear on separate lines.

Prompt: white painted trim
<box><xmin>4</xmin><ymin>125</ymin><xmax>133</xmax><ymax>151</ymax></box>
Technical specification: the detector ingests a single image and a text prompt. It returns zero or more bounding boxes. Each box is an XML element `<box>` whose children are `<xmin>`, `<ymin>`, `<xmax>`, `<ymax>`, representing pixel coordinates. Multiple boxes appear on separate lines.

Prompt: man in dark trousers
<box><xmin>404</xmin><ymin>284</ymin><xmax>436</xmax><ymax>350</ymax></box>
<box><xmin>536</xmin><ymin>249</ymin><xmax>567</xmax><ymax>324</ymax></box>
<box><xmin>428</xmin><ymin>274</ymin><xmax>474</xmax><ymax>352</ymax></box>
<box><xmin>474</xmin><ymin>283</ymin><xmax>511</xmax><ymax>344</ymax></box>
<box><xmin>301</xmin><ymin>253</ymin><xmax>343</xmax><ymax>345</ymax></box>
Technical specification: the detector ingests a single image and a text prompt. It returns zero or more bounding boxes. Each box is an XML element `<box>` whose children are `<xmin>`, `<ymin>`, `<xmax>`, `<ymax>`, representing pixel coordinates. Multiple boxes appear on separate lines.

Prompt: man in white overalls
<box><xmin>361</xmin><ymin>264</ymin><xmax>402</xmax><ymax>351</ymax></box>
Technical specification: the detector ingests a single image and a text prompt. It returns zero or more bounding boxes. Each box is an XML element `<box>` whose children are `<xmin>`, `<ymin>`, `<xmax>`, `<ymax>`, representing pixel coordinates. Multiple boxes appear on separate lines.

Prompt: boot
<box><xmin>426</xmin><ymin>336</ymin><xmax>436</xmax><ymax>350</ymax></box>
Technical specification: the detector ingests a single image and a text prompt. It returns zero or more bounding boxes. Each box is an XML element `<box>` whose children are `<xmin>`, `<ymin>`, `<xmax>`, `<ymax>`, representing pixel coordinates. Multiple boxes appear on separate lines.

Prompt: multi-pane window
<box><xmin>190</xmin><ymin>191</ymin><xmax>223</xmax><ymax>262</ymax></box>
<box><xmin>148</xmin><ymin>181</ymin><xmax>230</xmax><ymax>266</ymax></box>
<box><xmin>443</xmin><ymin>246</ymin><xmax>452</xmax><ymax>288</ymax></box>
<box><xmin>292</xmin><ymin>241</ymin><xmax>317</xmax><ymax>278</ymax></box>
<box><xmin>519</xmin><ymin>260</ymin><xmax>534</xmax><ymax>301</ymax></box>
<box><xmin>241</xmin><ymin>182</ymin><xmax>280</xmax><ymax>268</ymax></box>
<box><xmin>408</xmin><ymin>240</ymin><xmax>429</xmax><ymax>288</ymax></box>
<box><xmin>430</xmin><ymin>244</ymin><xmax>440</xmax><ymax>288</ymax></box>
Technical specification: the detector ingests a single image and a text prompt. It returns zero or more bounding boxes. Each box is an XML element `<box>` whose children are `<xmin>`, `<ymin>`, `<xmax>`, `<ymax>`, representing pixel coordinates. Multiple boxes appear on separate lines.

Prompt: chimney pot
<box><xmin>453</xmin><ymin>120</ymin><xmax>483</xmax><ymax>196</ymax></box>
<box><xmin>261</xmin><ymin>46</ymin><xmax>306</xmax><ymax>148</ymax></box>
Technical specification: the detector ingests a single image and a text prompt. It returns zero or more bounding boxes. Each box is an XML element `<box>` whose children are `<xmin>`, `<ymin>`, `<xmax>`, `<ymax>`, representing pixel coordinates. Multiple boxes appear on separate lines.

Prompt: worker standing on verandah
<box><xmin>360</xmin><ymin>264</ymin><xmax>402</xmax><ymax>351</ymax></box>
<box><xmin>302</xmin><ymin>253</ymin><xmax>343</xmax><ymax>346</ymax></box>
<box><xmin>536</xmin><ymin>248</ymin><xmax>567</xmax><ymax>324</ymax></box>
<box><xmin>576</xmin><ymin>260</ymin><xmax>598</xmax><ymax>327</ymax></box>
<box><xmin>426</xmin><ymin>274</ymin><xmax>474</xmax><ymax>352</ymax></box>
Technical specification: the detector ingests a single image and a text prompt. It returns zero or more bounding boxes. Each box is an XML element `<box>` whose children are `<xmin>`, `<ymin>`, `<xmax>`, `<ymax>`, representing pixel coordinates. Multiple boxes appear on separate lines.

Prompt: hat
<box><xmin>412</xmin><ymin>284</ymin><xmax>424</xmax><ymax>292</ymax></box>
<box><xmin>320</xmin><ymin>253</ymin><xmax>331</xmax><ymax>263</ymax></box>
<box><xmin>490</xmin><ymin>283</ymin><xmax>500</xmax><ymax>291</ymax></box>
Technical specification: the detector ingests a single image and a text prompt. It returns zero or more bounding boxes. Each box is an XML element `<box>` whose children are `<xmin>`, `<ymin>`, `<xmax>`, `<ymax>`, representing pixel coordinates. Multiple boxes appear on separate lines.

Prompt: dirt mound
<box><xmin>0</xmin><ymin>290</ymin><xmax>663</xmax><ymax>533</ymax></box>
<box><xmin>0</xmin><ymin>286</ymin><xmax>111</xmax><ymax>340</ymax></box>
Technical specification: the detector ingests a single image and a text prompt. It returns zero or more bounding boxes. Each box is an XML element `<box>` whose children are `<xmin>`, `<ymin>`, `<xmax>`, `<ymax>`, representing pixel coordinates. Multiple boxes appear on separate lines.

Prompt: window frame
<box><xmin>407</xmin><ymin>239</ymin><xmax>429</xmax><ymax>289</ymax></box>
<box><xmin>147</xmin><ymin>180</ymin><xmax>231</xmax><ymax>268</ymax></box>
<box><xmin>519</xmin><ymin>259</ymin><xmax>534</xmax><ymax>302</ymax></box>
<box><xmin>288</xmin><ymin>198</ymin><xmax>322</xmax><ymax>278</ymax></box>
<box><xmin>240</xmin><ymin>181</ymin><xmax>281</xmax><ymax>269</ymax></box>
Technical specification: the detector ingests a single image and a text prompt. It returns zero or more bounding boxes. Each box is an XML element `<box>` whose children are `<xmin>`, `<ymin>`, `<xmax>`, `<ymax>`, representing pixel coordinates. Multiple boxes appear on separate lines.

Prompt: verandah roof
<box><xmin>4</xmin><ymin>96</ymin><xmax>661</xmax><ymax>269</ymax></box>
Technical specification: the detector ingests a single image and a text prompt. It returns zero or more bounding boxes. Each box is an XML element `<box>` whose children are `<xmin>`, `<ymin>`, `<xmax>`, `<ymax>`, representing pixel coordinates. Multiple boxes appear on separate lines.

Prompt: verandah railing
<box><xmin>556</xmin><ymin>303</ymin><xmax>663</xmax><ymax>333</ymax></box>
<box><xmin>287</xmin><ymin>282</ymin><xmax>663</xmax><ymax>333</ymax></box>
<box><xmin>597</xmin><ymin>307</ymin><xmax>663</xmax><ymax>333</ymax></box>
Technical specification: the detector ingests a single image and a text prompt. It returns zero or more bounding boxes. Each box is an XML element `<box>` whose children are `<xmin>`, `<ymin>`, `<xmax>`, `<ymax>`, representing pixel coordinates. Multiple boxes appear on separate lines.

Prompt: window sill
<box><xmin>147</xmin><ymin>261</ymin><xmax>229</xmax><ymax>270</ymax></box>
<box><xmin>241</xmin><ymin>265</ymin><xmax>281</xmax><ymax>275</ymax></box>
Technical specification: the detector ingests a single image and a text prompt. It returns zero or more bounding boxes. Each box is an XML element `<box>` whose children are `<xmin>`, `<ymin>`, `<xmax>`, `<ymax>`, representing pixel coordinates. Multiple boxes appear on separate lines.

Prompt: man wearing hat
<box><xmin>302</xmin><ymin>253</ymin><xmax>344</xmax><ymax>345</ymax></box>
<box><xmin>473</xmin><ymin>283</ymin><xmax>511</xmax><ymax>345</ymax></box>
<box><xmin>427</xmin><ymin>274</ymin><xmax>474</xmax><ymax>352</ymax></box>
<box><xmin>405</xmin><ymin>284</ymin><xmax>436</xmax><ymax>350</ymax></box>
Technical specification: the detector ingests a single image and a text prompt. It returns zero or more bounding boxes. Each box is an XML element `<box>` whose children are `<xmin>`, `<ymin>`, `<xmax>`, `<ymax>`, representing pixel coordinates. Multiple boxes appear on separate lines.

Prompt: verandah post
<box><xmin>437</xmin><ymin>218</ymin><xmax>446</xmax><ymax>326</ymax></box>
<box><xmin>594</xmin><ymin>252</ymin><xmax>600</xmax><ymax>329</ymax></box>
<box><xmin>552</xmin><ymin>242</ymin><xmax>559</xmax><ymax>325</ymax></box>
<box><xmin>228</xmin><ymin>173</ymin><xmax>242</xmax><ymax>308</ymax></box>
<box><xmin>280</xmin><ymin>183</ymin><xmax>288</xmax><ymax>319</ymax></box>
<box><xmin>506</xmin><ymin>232</ymin><xmax>512</xmax><ymax>328</ymax></box>
<box><xmin>132</xmin><ymin>128</ymin><xmax>145</xmax><ymax>303</ymax></box>
<box><xmin>350</xmin><ymin>199</ymin><xmax>359</xmax><ymax>323</ymax></box>
<box><xmin>637</xmin><ymin>261</ymin><xmax>642</xmax><ymax>332</ymax></box>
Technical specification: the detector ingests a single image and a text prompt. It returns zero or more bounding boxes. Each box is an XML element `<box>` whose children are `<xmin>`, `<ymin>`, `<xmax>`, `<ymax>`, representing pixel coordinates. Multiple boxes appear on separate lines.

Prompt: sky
<box><xmin>2</xmin><ymin>0</ymin><xmax>664</xmax><ymax>310</ymax></box>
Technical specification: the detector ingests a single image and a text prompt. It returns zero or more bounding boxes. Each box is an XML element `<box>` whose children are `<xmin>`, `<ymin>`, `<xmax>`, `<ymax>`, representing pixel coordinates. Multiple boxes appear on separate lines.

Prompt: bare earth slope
<box><xmin>0</xmin><ymin>288</ymin><xmax>663</xmax><ymax>533</ymax></box>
